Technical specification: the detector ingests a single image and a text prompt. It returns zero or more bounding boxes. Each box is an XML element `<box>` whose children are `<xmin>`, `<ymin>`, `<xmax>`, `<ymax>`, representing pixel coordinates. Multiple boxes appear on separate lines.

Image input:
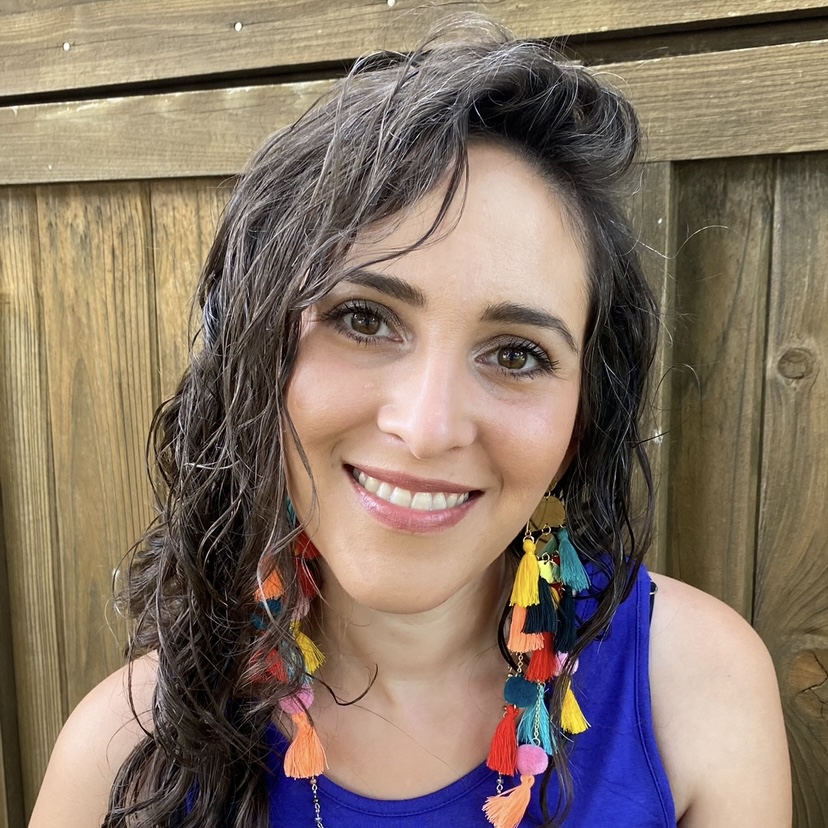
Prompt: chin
<box><xmin>337</xmin><ymin>576</ymin><xmax>454</xmax><ymax>615</ymax></box>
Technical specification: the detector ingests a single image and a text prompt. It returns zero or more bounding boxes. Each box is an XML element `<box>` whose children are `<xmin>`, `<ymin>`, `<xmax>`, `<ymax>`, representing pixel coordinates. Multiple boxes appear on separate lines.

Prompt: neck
<box><xmin>300</xmin><ymin>554</ymin><xmax>512</xmax><ymax>798</ymax></box>
<box><xmin>311</xmin><ymin>554</ymin><xmax>510</xmax><ymax>704</ymax></box>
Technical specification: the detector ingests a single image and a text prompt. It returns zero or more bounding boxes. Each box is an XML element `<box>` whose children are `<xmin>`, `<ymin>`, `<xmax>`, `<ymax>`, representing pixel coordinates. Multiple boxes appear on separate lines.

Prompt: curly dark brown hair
<box><xmin>106</xmin><ymin>16</ymin><xmax>657</xmax><ymax>828</ymax></box>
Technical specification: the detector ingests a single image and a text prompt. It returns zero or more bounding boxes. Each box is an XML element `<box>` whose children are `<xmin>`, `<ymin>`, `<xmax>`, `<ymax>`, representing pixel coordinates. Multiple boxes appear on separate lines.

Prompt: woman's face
<box><xmin>285</xmin><ymin>143</ymin><xmax>590</xmax><ymax>614</ymax></box>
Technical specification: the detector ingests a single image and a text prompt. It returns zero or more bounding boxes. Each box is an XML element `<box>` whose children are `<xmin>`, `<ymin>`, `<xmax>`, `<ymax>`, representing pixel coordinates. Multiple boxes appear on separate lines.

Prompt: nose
<box><xmin>376</xmin><ymin>350</ymin><xmax>477</xmax><ymax>459</ymax></box>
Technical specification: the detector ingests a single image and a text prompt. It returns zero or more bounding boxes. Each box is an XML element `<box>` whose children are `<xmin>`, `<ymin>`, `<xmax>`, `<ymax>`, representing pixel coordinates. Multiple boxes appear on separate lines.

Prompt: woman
<box><xmin>31</xmin><ymin>21</ymin><xmax>790</xmax><ymax>828</ymax></box>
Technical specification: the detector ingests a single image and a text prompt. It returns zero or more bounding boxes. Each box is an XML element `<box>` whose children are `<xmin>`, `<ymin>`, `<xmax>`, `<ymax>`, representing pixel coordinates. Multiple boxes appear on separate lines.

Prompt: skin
<box><xmin>29</xmin><ymin>144</ymin><xmax>792</xmax><ymax>827</ymax></box>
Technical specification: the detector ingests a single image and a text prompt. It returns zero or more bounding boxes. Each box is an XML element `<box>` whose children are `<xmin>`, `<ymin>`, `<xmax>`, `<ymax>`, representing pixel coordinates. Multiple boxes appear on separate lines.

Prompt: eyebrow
<box><xmin>343</xmin><ymin>269</ymin><xmax>426</xmax><ymax>307</ymax></box>
<box><xmin>482</xmin><ymin>302</ymin><xmax>579</xmax><ymax>355</ymax></box>
<box><xmin>342</xmin><ymin>269</ymin><xmax>579</xmax><ymax>354</ymax></box>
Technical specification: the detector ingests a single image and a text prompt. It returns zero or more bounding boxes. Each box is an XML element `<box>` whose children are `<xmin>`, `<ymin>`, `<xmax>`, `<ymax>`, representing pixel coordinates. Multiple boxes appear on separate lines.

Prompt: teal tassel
<box><xmin>523</xmin><ymin>577</ymin><xmax>558</xmax><ymax>634</ymax></box>
<box><xmin>556</xmin><ymin>528</ymin><xmax>590</xmax><ymax>593</ymax></box>
<box><xmin>251</xmin><ymin>598</ymin><xmax>282</xmax><ymax>630</ymax></box>
<box><xmin>557</xmin><ymin>587</ymin><xmax>577</xmax><ymax>651</ymax></box>
<box><xmin>286</xmin><ymin>498</ymin><xmax>297</xmax><ymax>526</ymax></box>
<box><xmin>517</xmin><ymin>683</ymin><xmax>555</xmax><ymax>754</ymax></box>
<box><xmin>540</xmin><ymin>535</ymin><xmax>558</xmax><ymax>557</ymax></box>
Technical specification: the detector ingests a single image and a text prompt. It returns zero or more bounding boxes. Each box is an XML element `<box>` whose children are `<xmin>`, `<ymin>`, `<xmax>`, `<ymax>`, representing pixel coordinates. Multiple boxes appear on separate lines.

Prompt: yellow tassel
<box><xmin>510</xmin><ymin>538</ymin><xmax>540</xmax><ymax>607</ymax></box>
<box><xmin>284</xmin><ymin>711</ymin><xmax>327</xmax><ymax>778</ymax></box>
<box><xmin>483</xmin><ymin>774</ymin><xmax>534</xmax><ymax>828</ymax></box>
<box><xmin>291</xmin><ymin>622</ymin><xmax>325</xmax><ymax>674</ymax></box>
<box><xmin>561</xmin><ymin>683</ymin><xmax>589</xmax><ymax>734</ymax></box>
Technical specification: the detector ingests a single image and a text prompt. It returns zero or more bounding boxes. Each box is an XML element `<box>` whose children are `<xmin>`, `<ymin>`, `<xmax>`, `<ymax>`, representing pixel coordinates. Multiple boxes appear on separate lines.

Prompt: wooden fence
<box><xmin>1</xmin><ymin>2</ymin><xmax>827</xmax><ymax>826</ymax></box>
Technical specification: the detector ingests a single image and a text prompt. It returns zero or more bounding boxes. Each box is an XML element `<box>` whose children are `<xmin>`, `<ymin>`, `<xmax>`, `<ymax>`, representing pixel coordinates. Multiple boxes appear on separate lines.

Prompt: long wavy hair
<box><xmin>106</xmin><ymin>17</ymin><xmax>657</xmax><ymax>828</ymax></box>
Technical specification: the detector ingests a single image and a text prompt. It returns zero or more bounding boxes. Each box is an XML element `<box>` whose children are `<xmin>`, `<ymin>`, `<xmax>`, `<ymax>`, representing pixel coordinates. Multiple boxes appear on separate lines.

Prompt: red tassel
<box><xmin>525</xmin><ymin>633</ymin><xmax>556</xmax><ymax>682</ymax></box>
<box><xmin>486</xmin><ymin>704</ymin><xmax>520</xmax><ymax>775</ymax></box>
<box><xmin>284</xmin><ymin>710</ymin><xmax>327</xmax><ymax>778</ymax></box>
<box><xmin>483</xmin><ymin>774</ymin><xmax>535</xmax><ymax>828</ymax></box>
<box><xmin>297</xmin><ymin>558</ymin><xmax>319</xmax><ymax>599</ymax></box>
<box><xmin>249</xmin><ymin>647</ymin><xmax>288</xmax><ymax>684</ymax></box>
<box><xmin>295</xmin><ymin>530</ymin><xmax>320</xmax><ymax>559</ymax></box>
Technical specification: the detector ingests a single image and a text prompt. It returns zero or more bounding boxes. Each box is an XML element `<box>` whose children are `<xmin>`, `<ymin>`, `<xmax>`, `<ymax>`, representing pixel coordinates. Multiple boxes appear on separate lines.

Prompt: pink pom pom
<box><xmin>279</xmin><ymin>685</ymin><xmax>314</xmax><ymax>714</ymax></box>
<box><xmin>292</xmin><ymin>593</ymin><xmax>312</xmax><ymax>621</ymax></box>
<box><xmin>555</xmin><ymin>652</ymin><xmax>579</xmax><ymax>675</ymax></box>
<box><xmin>516</xmin><ymin>743</ymin><xmax>549</xmax><ymax>776</ymax></box>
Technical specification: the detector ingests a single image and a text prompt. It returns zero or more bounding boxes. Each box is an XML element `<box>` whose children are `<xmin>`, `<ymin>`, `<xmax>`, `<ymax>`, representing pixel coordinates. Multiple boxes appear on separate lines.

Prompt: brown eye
<box><xmin>350</xmin><ymin>311</ymin><xmax>382</xmax><ymax>336</ymax></box>
<box><xmin>497</xmin><ymin>347</ymin><xmax>528</xmax><ymax>370</ymax></box>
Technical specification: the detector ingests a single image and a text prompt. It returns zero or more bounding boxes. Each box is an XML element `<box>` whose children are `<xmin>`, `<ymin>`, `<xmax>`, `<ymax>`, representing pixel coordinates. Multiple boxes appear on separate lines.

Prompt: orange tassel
<box><xmin>525</xmin><ymin>633</ymin><xmax>556</xmax><ymax>682</ymax></box>
<box><xmin>256</xmin><ymin>567</ymin><xmax>283</xmax><ymax>602</ymax></box>
<box><xmin>507</xmin><ymin>606</ymin><xmax>544</xmax><ymax>653</ymax></box>
<box><xmin>483</xmin><ymin>773</ymin><xmax>535</xmax><ymax>828</ymax></box>
<box><xmin>284</xmin><ymin>710</ymin><xmax>327</xmax><ymax>778</ymax></box>
<box><xmin>486</xmin><ymin>704</ymin><xmax>520</xmax><ymax>775</ymax></box>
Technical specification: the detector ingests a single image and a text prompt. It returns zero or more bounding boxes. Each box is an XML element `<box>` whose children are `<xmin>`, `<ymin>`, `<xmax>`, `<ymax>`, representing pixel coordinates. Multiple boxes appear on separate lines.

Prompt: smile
<box><xmin>352</xmin><ymin>467</ymin><xmax>471</xmax><ymax>511</ymax></box>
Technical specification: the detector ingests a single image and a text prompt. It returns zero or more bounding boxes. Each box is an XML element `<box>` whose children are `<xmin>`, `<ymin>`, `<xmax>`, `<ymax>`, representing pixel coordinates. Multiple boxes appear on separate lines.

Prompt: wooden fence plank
<box><xmin>2</xmin><ymin>0</ymin><xmax>827</xmax><ymax>98</ymax></box>
<box><xmin>756</xmin><ymin>153</ymin><xmax>828</xmax><ymax>828</ymax></box>
<box><xmin>668</xmin><ymin>158</ymin><xmax>773</xmax><ymax>618</ymax></box>
<box><xmin>2</xmin><ymin>38</ymin><xmax>828</xmax><ymax>185</ymax></box>
<box><xmin>150</xmin><ymin>179</ymin><xmax>232</xmax><ymax>398</ymax></box>
<box><xmin>0</xmin><ymin>187</ymin><xmax>64</xmax><ymax>816</ymax></box>
<box><xmin>0</xmin><ymin>501</ymin><xmax>24</xmax><ymax>828</ymax></box>
<box><xmin>626</xmin><ymin>162</ymin><xmax>676</xmax><ymax>575</ymax></box>
<box><xmin>36</xmin><ymin>183</ymin><xmax>157</xmax><ymax>712</ymax></box>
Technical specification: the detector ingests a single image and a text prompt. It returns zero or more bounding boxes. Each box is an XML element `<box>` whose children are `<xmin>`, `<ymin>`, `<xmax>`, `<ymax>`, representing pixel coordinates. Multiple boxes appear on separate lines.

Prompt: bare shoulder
<box><xmin>28</xmin><ymin>652</ymin><xmax>158</xmax><ymax>828</ymax></box>
<box><xmin>648</xmin><ymin>573</ymin><xmax>791</xmax><ymax>827</ymax></box>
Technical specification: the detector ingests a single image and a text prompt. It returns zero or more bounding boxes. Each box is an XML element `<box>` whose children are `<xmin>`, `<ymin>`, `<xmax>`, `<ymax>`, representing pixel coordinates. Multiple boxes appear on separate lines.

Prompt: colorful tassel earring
<box><xmin>250</xmin><ymin>518</ymin><xmax>327</xmax><ymax>778</ymax></box>
<box><xmin>483</xmin><ymin>488</ymin><xmax>591</xmax><ymax>828</ymax></box>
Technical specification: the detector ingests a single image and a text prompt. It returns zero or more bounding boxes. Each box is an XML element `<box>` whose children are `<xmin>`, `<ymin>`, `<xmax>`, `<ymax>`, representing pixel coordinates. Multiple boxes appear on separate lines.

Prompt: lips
<box><xmin>351</xmin><ymin>467</ymin><xmax>471</xmax><ymax>511</ymax></box>
<box><xmin>346</xmin><ymin>465</ymin><xmax>479</xmax><ymax>532</ymax></box>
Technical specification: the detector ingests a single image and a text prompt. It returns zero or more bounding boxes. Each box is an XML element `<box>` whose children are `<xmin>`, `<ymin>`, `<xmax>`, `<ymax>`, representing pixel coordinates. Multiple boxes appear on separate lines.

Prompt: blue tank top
<box><xmin>265</xmin><ymin>563</ymin><xmax>676</xmax><ymax>826</ymax></box>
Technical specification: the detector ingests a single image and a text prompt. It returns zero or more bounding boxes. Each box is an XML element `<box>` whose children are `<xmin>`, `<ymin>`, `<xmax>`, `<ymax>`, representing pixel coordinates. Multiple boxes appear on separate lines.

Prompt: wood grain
<box><xmin>0</xmin><ymin>502</ymin><xmax>24</xmax><ymax>828</ymax></box>
<box><xmin>668</xmin><ymin>158</ymin><xmax>773</xmax><ymax>618</ymax></box>
<box><xmin>35</xmin><ymin>183</ymin><xmax>157</xmax><ymax>712</ymax></box>
<box><xmin>150</xmin><ymin>178</ymin><xmax>232</xmax><ymax>398</ymax></box>
<box><xmin>0</xmin><ymin>187</ymin><xmax>64</xmax><ymax>815</ymax></box>
<box><xmin>1</xmin><ymin>410</ymin><xmax>15</xmax><ymax>828</ymax></box>
<box><xmin>626</xmin><ymin>162</ymin><xmax>676</xmax><ymax>575</ymax></box>
<box><xmin>0</xmin><ymin>81</ymin><xmax>326</xmax><ymax>185</ymax></box>
<box><xmin>756</xmin><ymin>153</ymin><xmax>828</xmax><ymax>827</ymax></box>
<box><xmin>2</xmin><ymin>0</ymin><xmax>827</xmax><ymax>98</ymax></box>
<box><xmin>3</xmin><ymin>38</ymin><xmax>828</xmax><ymax>185</ymax></box>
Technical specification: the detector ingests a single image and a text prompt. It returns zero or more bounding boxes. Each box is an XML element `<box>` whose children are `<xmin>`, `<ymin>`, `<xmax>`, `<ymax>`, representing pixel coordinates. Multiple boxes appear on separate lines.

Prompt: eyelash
<box><xmin>319</xmin><ymin>299</ymin><xmax>401</xmax><ymax>344</ymax></box>
<box><xmin>319</xmin><ymin>300</ymin><xmax>558</xmax><ymax>379</ymax></box>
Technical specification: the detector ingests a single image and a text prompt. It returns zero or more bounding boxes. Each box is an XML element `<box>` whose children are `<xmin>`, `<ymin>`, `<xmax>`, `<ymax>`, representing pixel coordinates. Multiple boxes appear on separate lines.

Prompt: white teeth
<box><xmin>352</xmin><ymin>468</ymin><xmax>471</xmax><ymax>511</ymax></box>
<box><xmin>410</xmin><ymin>492</ymin><xmax>433</xmax><ymax>510</ymax></box>
<box><xmin>363</xmin><ymin>475</ymin><xmax>379</xmax><ymax>494</ymax></box>
<box><xmin>389</xmin><ymin>487</ymin><xmax>413</xmax><ymax>507</ymax></box>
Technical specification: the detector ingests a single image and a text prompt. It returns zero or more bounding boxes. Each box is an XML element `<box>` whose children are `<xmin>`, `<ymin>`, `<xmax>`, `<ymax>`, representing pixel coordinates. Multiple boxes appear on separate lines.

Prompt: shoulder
<box><xmin>647</xmin><ymin>573</ymin><xmax>791</xmax><ymax>827</ymax></box>
<box><xmin>28</xmin><ymin>652</ymin><xmax>158</xmax><ymax>828</ymax></box>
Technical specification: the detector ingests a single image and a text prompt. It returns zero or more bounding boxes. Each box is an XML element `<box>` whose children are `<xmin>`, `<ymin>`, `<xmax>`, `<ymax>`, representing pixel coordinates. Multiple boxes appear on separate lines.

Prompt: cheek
<box><xmin>487</xmin><ymin>388</ymin><xmax>580</xmax><ymax>496</ymax></box>
<box><xmin>287</xmin><ymin>343</ymin><xmax>372</xmax><ymax>444</ymax></box>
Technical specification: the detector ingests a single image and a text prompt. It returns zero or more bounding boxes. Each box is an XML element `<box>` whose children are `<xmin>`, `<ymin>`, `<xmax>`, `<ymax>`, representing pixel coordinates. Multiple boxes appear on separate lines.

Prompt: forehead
<box><xmin>344</xmin><ymin>143</ymin><xmax>590</xmax><ymax>342</ymax></box>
